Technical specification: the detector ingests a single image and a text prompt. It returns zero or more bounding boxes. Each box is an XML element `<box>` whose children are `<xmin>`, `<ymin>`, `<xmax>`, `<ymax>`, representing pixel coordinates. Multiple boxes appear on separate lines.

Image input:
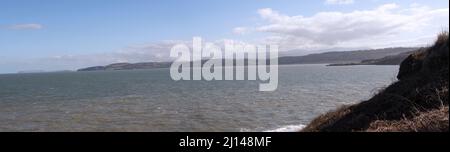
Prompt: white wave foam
<box><xmin>239</xmin><ymin>128</ymin><xmax>252</xmax><ymax>132</ymax></box>
<box><xmin>264</xmin><ymin>124</ymin><xmax>306</xmax><ymax>132</ymax></box>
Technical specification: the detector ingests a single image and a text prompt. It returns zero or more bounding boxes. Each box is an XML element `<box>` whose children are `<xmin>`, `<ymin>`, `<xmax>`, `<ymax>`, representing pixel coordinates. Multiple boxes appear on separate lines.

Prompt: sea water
<box><xmin>0</xmin><ymin>64</ymin><xmax>398</xmax><ymax>132</ymax></box>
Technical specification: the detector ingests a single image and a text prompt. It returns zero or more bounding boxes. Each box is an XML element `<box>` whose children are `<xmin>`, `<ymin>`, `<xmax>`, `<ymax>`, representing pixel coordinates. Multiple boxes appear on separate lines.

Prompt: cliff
<box><xmin>303</xmin><ymin>32</ymin><xmax>449</xmax><ymax>132</ymax></box>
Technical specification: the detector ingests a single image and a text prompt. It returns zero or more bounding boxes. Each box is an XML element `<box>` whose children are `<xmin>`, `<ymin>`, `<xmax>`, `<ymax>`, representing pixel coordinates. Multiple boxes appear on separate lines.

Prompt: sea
<box><xmin>0</xmin><ymin>64</ymin><xmax>399</xmax><ymax>132</ymax></box>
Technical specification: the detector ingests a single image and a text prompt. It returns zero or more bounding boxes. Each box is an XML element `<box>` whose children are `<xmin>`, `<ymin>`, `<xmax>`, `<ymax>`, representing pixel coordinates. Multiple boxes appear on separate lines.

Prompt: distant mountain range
<box><xmin>77</xmin><ymin>47</ymin><xmax>418</xmax><ymax>71</ymax></box>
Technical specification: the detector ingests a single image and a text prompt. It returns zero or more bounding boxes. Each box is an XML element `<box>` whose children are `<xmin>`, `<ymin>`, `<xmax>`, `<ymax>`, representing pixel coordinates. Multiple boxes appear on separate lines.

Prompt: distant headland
<box><xmin>77</xmin><ymin>47</ymin><xmax>418</xmax><ymax>71</ymax></box>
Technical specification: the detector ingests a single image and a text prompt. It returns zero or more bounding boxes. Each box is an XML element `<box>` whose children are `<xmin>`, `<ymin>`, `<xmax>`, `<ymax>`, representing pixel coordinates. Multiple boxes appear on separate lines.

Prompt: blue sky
<box><xmin>0</xmin><ymin>0</ymin><xmax>449</xmax><ymax>73</ymax></box>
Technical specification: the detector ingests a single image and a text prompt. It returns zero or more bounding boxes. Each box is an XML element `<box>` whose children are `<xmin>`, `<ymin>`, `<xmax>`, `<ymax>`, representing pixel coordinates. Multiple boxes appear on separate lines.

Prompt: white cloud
<box><xmin>325</xmin><ymin>0</ymin><xmax>354</xmax><ymax>5</ymax></box>
<box><xmin>47</xmin><ymin>41</ymin><xmax>184</xmax><ymax>66</ymax></box>
<box><xmin>248</xmin><ymin>3</ymin><xmax>449</xmax><ymax>51</ymax></box>
<box><xmin>8</xmin><ymin>23</ymin><xmax>43</xmax><ymax>30</ymax></box>
<box><xmin>7</xmin><ymin>38</ymin><xmax>256</xmax><ymax>72</ymax></box>
<box><xmin>233</xmin><ymin>27</ymin><xmax>251</xmax><ymax>35</ymax></box>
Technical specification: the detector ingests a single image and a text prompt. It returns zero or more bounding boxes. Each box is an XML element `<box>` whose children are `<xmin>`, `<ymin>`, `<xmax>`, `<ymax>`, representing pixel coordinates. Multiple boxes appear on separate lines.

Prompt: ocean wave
<box><xmin>263</xmin><ymin>124</ymin><xmax>306</xmax><ymax>132</ymax></box>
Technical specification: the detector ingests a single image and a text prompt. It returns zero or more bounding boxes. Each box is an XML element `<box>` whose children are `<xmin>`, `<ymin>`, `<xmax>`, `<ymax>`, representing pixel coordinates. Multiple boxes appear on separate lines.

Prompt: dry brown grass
<box><xmin>302</xmin><ymin>105</ymin><xmax>352</xmax><ymax>132</ymax></box>
<box><xmin>367</xmin><ymin>106</ymin><xmax>449</xmax><ymax>132</ymax></box>
<box><xmin>436</xmin><ymin>31</ymin><xmax>449</xmax><ymax>46</ymax></box>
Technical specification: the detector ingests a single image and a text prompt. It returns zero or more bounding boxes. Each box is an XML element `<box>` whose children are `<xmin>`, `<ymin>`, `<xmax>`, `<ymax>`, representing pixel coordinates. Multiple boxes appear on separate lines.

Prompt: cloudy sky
<box><xmin>0</xmin><ymin>0</ymin><xmax>448</xmax><ymax>73</ymax></box>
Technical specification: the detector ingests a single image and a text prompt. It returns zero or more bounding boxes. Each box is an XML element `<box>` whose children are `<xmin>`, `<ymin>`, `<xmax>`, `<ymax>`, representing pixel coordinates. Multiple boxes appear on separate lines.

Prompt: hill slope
<box><xmin>303</xmin><ymin>32</ymin><xmax>449</xmax><ymax>132</ymax></box>
<box><xmin>279</xmin><ymin>47</ymin><xmax>417</xmax><ymax>64</ymax></box>
<box><xmin>327</xmin><ymin>51</ymin><xmax>415</xmax><ymax>66</ymax></box>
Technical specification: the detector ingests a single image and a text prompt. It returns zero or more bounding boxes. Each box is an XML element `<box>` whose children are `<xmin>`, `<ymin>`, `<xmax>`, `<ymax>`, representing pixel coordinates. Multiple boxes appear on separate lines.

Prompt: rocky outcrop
<box><xmin>303</xmin><ymin>32</ymin><xmax>449</xmax><ymax>132</ymax></box>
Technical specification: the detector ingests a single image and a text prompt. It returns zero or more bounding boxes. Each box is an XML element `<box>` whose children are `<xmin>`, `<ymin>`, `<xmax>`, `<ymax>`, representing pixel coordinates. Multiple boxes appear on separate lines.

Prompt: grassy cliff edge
<box><xmin>303</xmin><ymin>32</ymin><xmax>449</xmax><ymax>132</ymax></box>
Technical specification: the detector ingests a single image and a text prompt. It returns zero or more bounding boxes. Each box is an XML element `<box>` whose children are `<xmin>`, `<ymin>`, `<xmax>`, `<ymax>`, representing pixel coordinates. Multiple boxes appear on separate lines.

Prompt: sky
<box><xmin>0</xmin><ymin>0</ymin><xmax>449</xmax><ymax>73</ymax></box>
